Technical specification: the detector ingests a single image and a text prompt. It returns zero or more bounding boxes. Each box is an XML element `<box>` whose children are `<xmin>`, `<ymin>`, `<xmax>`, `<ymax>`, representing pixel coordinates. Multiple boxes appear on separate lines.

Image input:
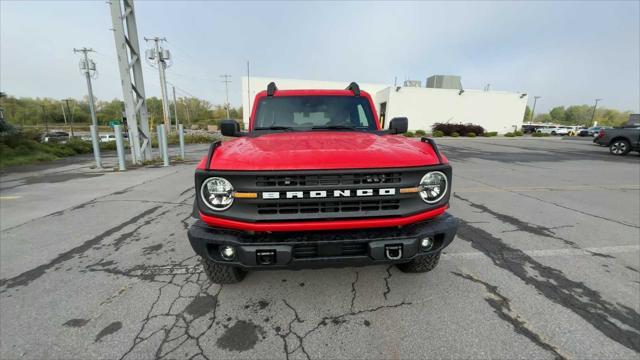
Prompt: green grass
<box><xmin>0</xmin><ymin>131</ymin><xmax>217</xmax><ymax>169</ymax></box>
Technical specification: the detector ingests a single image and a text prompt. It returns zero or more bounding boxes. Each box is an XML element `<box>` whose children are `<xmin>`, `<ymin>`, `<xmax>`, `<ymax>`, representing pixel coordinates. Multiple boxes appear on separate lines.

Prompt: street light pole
<box><xmin>530</xmin><ymin>96</ymin><xmax>541</xmax><ymax>123</ymax></box>
<box><xmin>590</xmin><ymin>98</ymin><xmax>602</xmax><ymax>126</ymax></box>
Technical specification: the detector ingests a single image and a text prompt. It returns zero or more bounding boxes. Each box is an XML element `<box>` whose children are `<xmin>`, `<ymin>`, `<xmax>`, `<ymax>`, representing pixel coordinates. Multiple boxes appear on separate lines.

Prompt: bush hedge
<box><xmin>532</xmin><ymin>132</ymin><xmax>550</xmax><ymax>137</ymax></box>
<box><xmin>466</xmin><ymin>132</ymin><xmax>476</xmax><ymax>137</ymax></box>
<box><xmin>432</xmin><ymin>130</ymin><xmax>444</xmax><ymax>137</ymax></box>
<box><xmin>451</xmin><ymin>132</ymin><xmax>460</xmax><ymax>137</ymax></box>
<box><xmin>415</xmin><ymin>129</ymin><xmax>427</xmax><ymax>136</ymax></box>
<box><xmin>403</xmin><ymin>131</ymin><xmax>416</xmax><ymax>137</ymax></box>
<box><xmin>432</xmin><ymin>123</ymin><xmax>485</xmax><ymax>136</ymax></box>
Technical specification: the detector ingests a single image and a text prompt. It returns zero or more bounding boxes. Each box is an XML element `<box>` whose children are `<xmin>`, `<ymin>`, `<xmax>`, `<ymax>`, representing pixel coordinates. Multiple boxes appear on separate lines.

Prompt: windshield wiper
<box><xmin>254</xmin><ymin>126</ymin><xmax>295</xmax><ymax>131</ymax></box>
<box><xmin>312</xmin><ymin>125</ymin><xmax>359</xmax><ymax>131</ymax></box>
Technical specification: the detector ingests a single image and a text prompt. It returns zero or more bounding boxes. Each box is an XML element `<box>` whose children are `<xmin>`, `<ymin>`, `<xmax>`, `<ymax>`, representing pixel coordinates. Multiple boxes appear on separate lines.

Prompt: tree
<box><xmin>549</xmin><ymin>106</ymin><xmax>566</xmax><ymax>123</ymax></box>
<box><xmin>564</xmin><ymin>105</ymin><xmax>592</xmax><ymax>126</ymax></box>
<box><xmin>533</xmin><ymin>113</ymin><xmax>552</xmax><ymax>123</ymax></box>
<box><xmin>523</xmin><ymin>105</ymin><xmax>531</xmax><ymax>122</ymax></box>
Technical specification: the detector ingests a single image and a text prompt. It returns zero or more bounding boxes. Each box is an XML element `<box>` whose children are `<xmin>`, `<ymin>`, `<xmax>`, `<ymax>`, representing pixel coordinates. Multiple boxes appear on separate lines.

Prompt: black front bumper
<box><xmin>187</xmin><ymin>213</ymin><xmax>458</xmax><ymax>270</ymax></box>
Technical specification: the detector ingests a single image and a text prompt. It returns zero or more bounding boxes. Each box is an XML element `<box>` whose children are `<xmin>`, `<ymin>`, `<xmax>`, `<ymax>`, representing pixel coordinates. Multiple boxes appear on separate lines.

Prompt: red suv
<box><xmin>188</xmin><ymin>82</ymin><xmax>458</xmax><ymax>283</ymax></box>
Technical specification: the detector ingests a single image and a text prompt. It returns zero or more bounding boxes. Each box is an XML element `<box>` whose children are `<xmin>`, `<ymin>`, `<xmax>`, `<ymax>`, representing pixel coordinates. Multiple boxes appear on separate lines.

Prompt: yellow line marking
<box><xmin>0</xmin><ymin>196</ymin><xmax>22</xmax><ymax>200</ymax></box>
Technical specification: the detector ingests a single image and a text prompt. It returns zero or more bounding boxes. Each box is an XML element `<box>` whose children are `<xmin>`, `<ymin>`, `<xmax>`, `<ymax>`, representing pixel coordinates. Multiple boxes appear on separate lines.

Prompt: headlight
<box><xmin>419</xmin><ymin>171</ymin><xmax>448</xmax><ymax>204</ymax></box>
<box><xmin>200</xmin><ymin>177</ymin><xmax>234</xmax><ymax>211</ymax></box>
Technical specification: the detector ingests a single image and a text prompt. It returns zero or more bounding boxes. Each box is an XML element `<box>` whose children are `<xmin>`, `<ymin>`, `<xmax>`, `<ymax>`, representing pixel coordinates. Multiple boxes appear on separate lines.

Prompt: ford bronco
<box><xmin>188</xmin><ymin>82</ymin><xmax>459</xmax><ymax>283</ymax></box>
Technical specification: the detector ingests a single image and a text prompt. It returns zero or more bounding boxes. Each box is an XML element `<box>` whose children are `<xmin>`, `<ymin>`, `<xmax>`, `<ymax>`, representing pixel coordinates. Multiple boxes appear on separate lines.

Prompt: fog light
<box><xmin>220</xmin><ymin>246</ymin><xmax>236</xmax><ymax>260</ymax></box>
<box><xmin>421</xmin><ymin>237</ymin><xmax>434</xmax><ymax>250</ymax></box>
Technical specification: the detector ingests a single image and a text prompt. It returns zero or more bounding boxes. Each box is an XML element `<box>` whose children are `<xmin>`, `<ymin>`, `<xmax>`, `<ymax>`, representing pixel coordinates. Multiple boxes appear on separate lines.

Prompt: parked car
<box><xmin>99</xmin><ymin>134</ymin><xmax>116</xmax><ymax>142</ymax></box>
<box><xmin>593</xmin><ymin>127</ymin><xmax>640</xmax><ymax>155</ymax></box>
<box><xmin>537</xmin><ymin>126</ymin><xmax>569</xmax><ymax>136</ymax></box>
<box><xmin>41</xmin><ymin>131</ymin><xmax>70</xmax><ymax>144</ymax></box>
<box><xmin>578</xmin><ymin>128</ymin><xmax>592</xmax><ymax>136</ymax></box>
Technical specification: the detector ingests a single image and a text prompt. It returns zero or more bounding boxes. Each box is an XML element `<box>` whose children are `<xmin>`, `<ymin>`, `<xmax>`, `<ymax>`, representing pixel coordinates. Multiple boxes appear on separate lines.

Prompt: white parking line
<box><xmin>443</xmin><ymin>245</ymin><xmax>640</xmax><ymax>260</ymax></box>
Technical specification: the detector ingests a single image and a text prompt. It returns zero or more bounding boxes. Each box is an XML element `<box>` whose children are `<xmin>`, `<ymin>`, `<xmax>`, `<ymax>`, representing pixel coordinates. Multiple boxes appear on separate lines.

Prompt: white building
<box><xmin>242</xmin><ymin>76</ymin><xmax>528</xmax><ymax>134</ymax></box>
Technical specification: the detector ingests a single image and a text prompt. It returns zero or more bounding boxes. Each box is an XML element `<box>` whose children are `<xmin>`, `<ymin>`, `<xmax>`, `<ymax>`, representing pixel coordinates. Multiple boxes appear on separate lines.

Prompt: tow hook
<box><xmin>385</xmin><ymin>244</ymin><xmax>403</xmax><ymax>260</ymax></box>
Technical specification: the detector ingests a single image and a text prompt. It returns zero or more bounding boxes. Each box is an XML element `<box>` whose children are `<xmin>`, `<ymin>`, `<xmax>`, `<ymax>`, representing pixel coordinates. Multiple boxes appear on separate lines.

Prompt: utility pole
<box><xmin>172</xmin><ymin>86</ymin><xmax>179</xmax><ymax>132</ymax></box>
<box><xmin>63</xmin><ymin>99</ymin><xmax>75</xmax><ymax>137</ymax></box>
<box><xmin>590</xmin><ymin>98</ymin><xmax>602</xmax><ymax>125</ymax></box>
<box><xmin>246</xmin><ymin>61</ymin><xmax>251</xmax><ymax>122</ymax></box>
<box><xmin>40</xmin><ymin>105</ymin><xmax>49</xmax><ymax>132</ymax></box>
<box><xmin>74</xmin><ymin>47</ymin><xmax>101</xmax><ymax>168</ymax></box>
<box><xmin>145</xmin><ymin>36</ymin><xmax>171</xmax><ymax>132</ymax></box>
<box><xmin>184</xmin><ymin>101</ymin><xmax>191</xmax><ymax>125</ymax></box>
<box><xmin>110</xmin><ymin>0</ymin><xmax>152</xmax><ymax>163</ymax></box>
<box><xmin>220</xmin><ymin>74</ymin><xmax>231</xmax><ymax>118</ymax></box>
<box><xmin>530</xmin><ymin>96</ymin><xmax>541</xmax><ymax>123</ymax></box>
<box><xmin>60</xmin><ymin>103</ymin><xmax>67</xmax><ymax>125</ymax></box>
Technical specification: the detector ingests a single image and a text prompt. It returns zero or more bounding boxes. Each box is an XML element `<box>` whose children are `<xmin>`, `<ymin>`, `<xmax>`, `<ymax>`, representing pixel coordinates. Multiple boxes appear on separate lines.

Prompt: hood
<box><xmin>206</xmin><ymin>131</ymin><xmax>443</xmax><ymax>171</ymax></box>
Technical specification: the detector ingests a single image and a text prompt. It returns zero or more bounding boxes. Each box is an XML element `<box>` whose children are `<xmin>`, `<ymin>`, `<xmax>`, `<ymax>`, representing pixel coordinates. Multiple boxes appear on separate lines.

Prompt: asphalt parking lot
<box><xmin>1</xmin><ymin>137</ymin><xmax>638</xmax><ymax>359</ymax></box>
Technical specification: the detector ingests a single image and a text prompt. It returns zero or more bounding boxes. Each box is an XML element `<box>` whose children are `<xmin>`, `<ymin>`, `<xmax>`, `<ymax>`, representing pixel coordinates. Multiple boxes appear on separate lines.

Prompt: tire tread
<box><xmin>201</xmin><ymin>257</ymin><xmax>246</xmax><ymax>284</ymax></box>
<box><xmin>397</xmin><ymin>252</ymin><xmax>441</xmax><ymax>273</ymax></box>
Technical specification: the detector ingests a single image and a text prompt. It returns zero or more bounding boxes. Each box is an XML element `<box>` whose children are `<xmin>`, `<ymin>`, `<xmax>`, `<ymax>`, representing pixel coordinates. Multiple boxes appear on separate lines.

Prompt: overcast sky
<box><xmin>1</xmin><ymin>1</ymin><xmax>639</xmax><ymax>112</ymax></box>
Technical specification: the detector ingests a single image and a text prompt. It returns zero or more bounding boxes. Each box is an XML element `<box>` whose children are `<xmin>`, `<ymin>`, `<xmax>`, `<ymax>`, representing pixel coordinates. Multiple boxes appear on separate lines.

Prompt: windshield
<box><xmin>253</xmin><ymin>96</ymin><xmax>377</xmax><ymax>131</ymax></box>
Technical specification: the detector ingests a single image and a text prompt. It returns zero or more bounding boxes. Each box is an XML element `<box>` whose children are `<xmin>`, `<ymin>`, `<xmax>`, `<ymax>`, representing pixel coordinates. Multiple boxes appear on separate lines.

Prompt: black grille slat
<box><xmin>256</xmin><ymin>172</ymin><xmax>402</xmax><ymax>188</ymax></box>
<box><xmin>293</xmin><ymin>242</ymin><xmax>367</xmax><ymax>259</ymax></box>
<box><xmin>257</xmin><ymin>200</ymin><xmax>400</xmax><ymax>215</ymax></box>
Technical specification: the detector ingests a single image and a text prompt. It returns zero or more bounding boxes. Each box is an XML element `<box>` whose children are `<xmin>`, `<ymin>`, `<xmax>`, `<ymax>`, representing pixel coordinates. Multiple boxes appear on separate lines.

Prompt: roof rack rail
<box><xmin>421</xmin><ymin>137</ymin><xmax>443</xmax><ymax>164</ymax></box>
<box><xmin>345</xmin><ymin>82</ymin><xmax>361</xmax><ymax>96</ymax></box>
<box><xmin>267</xmin><ymin>82</ymin><xmax>278</xmax><ymax>96</ymax></box>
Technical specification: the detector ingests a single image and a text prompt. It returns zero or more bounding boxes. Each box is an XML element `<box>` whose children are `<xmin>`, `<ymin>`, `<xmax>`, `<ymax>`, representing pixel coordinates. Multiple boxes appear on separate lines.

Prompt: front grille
<box><xmin>293</xmin><ymin>242</ymin><xmax>367</xmax><ymax>259</ymax></box>
<box><xmin>256</xmin><ymin>172</ymin><xmax>402</xmax><ymax>187</ymax></box>
<box><xmin>195</xmin><ymin>165</ymin><xmax>451</xmax><ymax>222</ymax></box>
<box><xmin>257</xmin><ymin>200</ymin><xmax>400</xmax><ymax>215</ymax></box>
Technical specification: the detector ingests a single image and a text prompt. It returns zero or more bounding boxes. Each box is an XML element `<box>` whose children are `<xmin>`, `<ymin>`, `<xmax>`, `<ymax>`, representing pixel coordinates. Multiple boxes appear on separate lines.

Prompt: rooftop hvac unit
<box><xmin>426</xmin><ymin>75</ymin><xmax>462</xmax><ymax>90</ymax></box>
<box><xmin>403</xmin><ymin>80</ymin><xmax>422</xmax><ymax>87</ymax></box>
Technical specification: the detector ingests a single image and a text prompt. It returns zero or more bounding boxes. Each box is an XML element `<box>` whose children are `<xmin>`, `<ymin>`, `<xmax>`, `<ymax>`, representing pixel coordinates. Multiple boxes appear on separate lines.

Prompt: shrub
<box><xmin>432</xmin><ymin>130</ymin><xmax>444</xmax><ymax>137</ymax></box>
<box><xmin>415</xmin><ymin>129</ymin><xmax>426</xmax><ymax>136</ymax></box>
<box><xmin>513</xmin><ymin>130</ymin><xmax>524</xmax><ymax>136</ymax></box>
<box><xmin>403</xmin><ymin>131</ymin><xmax>415</xmax><ymax>137</ymax></box>
<box><xmin>487</xmin><ymin>131</ymin><xmax>498</xmax><ymax>137</ymax></box>
<box><xmin>532</xmin><ymin>132</ymin><xmax>550</xmax><ymax>137</ymax></box>
<box><xmin>432</xmin><ymin>122</ymin><xmax>485</xmax><ymax>136</ymax></box>
<box><xmin>466</xmin><ymin>132</ymin><xmax>476</xmax><ymax>137</ymax></box>
<box><xmin>504</xmin><ymin>132</ymin><xmax>515</xmax><ymax>137</ymax></box>
<box><xmin>451</xmin><ymin>132</ymin><xmax>460</xmax><ymax>137</ymax></box>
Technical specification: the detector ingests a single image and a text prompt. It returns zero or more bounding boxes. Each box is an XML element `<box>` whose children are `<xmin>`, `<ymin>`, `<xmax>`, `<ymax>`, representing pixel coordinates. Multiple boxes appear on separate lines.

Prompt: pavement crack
<box><xmin>454</xmin><ymin>194</ymin><xmax>578</xmax><ymax>248</ymax></box>
<box><xmin>118</xmin><ymin>256</ymin><xmax>220</xmax><ymax>360</ymax></box>
<box><xmin>452</xmin><ymin>271</ymin><xmax>568</xmax><ymax>360</ymax></box>
<box><xmin>456</xmin><ymin>220</ymin><xmax>640</xmax><ymax>353</ymax></box>
<box><xmin>0</xmin><ymin>206</ymin><xmax>162</xmax><ymax>292</ymax></box>
<box><xmin>349</xmin><ymin>271</ymin><xmax>359</xmax><ymax>312</ymax></box>
<box><xmin>382</xmin><ymin>266</ymin><xmax>392</xmax><ymax>300</ymax></box>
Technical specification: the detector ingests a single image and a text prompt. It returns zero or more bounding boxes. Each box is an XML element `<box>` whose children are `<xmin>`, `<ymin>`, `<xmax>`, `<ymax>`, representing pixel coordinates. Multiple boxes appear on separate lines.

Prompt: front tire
<box><xmin>610</xmin><ymin>139</ymin><xmax>630</xmax><ymax>155</ymax></box>
<box><xmin>201</xmin><ymin>257</ymin><xmax>246</xmax><ymax>284</ymax></box>
<box><xmin>397</xmin><ymin>252</ymin><xmax>441</xmax><ymax>273</ymax></box>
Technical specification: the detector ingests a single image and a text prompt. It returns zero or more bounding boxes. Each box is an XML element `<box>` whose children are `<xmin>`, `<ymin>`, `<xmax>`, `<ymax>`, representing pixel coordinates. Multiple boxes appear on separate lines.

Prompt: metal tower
<box><xmin>108</xmin><ymin>0</ymin><xmax>152</xmax><ymax>163</ymax></box>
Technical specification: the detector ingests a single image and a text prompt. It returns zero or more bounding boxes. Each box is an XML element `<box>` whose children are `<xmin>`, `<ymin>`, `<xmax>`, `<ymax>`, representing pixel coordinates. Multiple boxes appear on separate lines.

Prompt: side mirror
<box><xmin>220</xmin><ymin>119</ymin><xmax>244</xmax><ymax>137</ymax></box>
<box><xmin>388</xmin><ymin>117</ymin><xmax>408</xmax><ymax>134</ymax></box>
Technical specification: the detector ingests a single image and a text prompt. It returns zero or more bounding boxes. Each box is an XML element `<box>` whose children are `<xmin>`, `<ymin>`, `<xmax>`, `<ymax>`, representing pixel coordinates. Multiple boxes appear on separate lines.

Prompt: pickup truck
<box><xmin>593</xmin><ymin>126</ymin><xmax>640</xmax><ymax>155</ymax></box>
<box><xmin>187</xmin><ymin>82</ymin><xmax>459</xmax><ymax>283</ymax></box>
